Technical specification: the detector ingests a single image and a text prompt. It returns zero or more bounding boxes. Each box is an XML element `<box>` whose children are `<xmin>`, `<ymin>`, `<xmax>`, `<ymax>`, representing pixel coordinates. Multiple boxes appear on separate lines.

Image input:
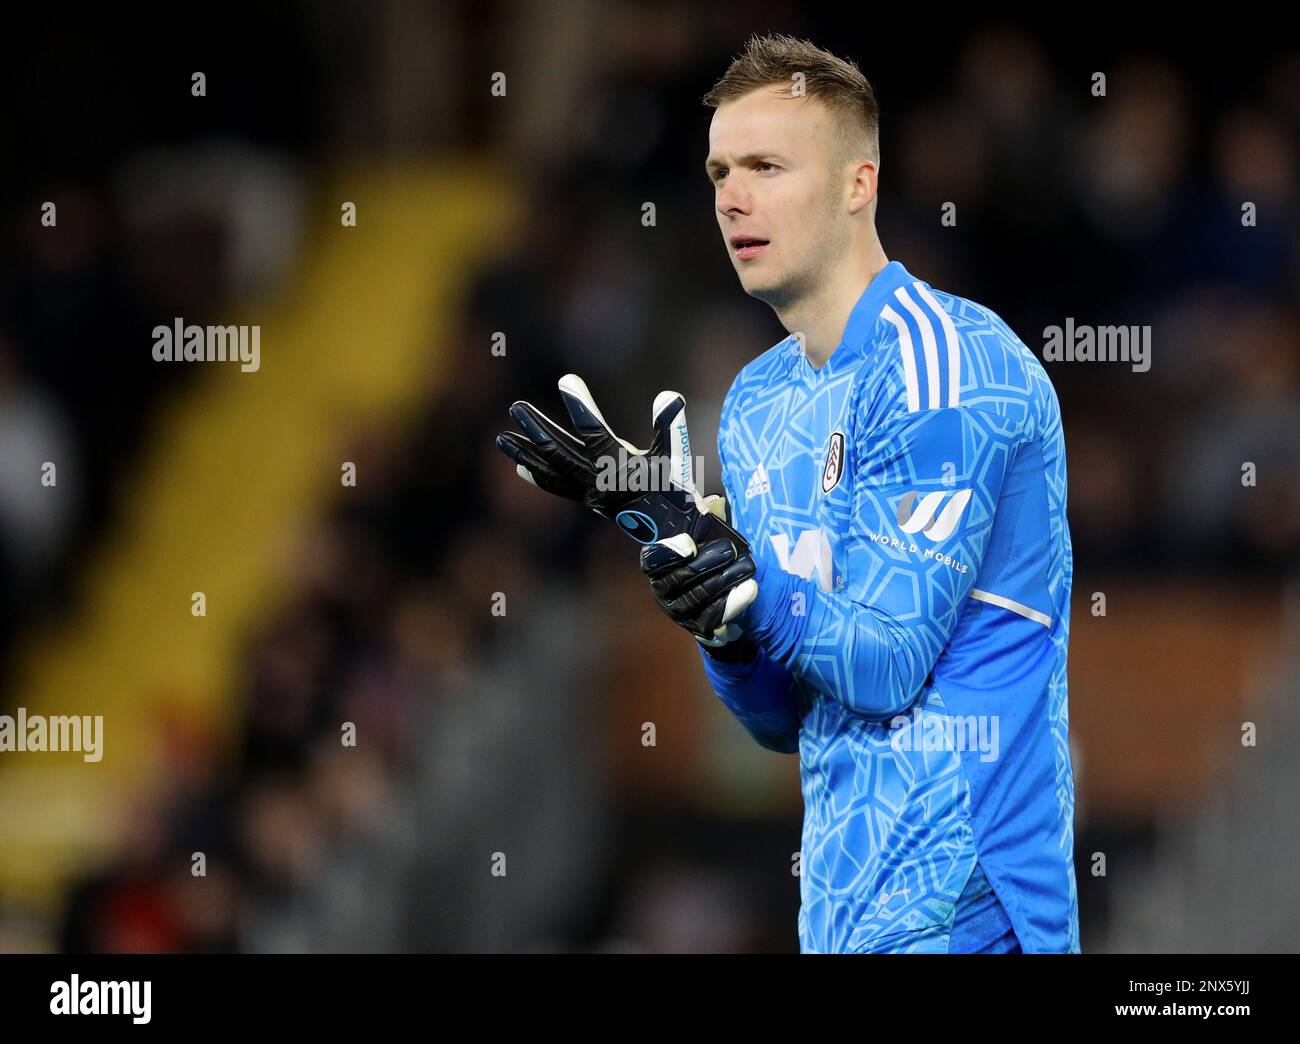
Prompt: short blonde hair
<box><xmin>702</xmin><ymin>32</ymin><xmax>880</xmax><ymax>172</ymax></box>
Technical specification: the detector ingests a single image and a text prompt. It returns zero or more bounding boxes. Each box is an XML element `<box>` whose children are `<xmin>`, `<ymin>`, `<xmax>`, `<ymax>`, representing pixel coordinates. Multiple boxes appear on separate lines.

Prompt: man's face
<box><xmin>706</xmin><ymin>87</ymin><xmax>852</xmax><ymax>308</ymax></box>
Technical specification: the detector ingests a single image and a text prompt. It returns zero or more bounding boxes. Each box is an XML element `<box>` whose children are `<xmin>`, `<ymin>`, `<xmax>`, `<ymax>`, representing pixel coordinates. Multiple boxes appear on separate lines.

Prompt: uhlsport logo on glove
<box><xmin>615</xmin><ymin>509</ymin><xmax>659</xmax><ymax>543</ymax></box>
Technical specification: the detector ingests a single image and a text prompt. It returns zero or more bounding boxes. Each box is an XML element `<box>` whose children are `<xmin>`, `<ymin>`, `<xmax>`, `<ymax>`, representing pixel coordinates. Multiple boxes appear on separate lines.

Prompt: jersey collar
<box><xmin>795</xmin><ymin>259</ymin><xmax>915</xmax><ymax>380</ymax></box>
<box><xmin>841</xmin><ymin>259</ymin><xmax>914</xmax><ymax>355</ymax></box>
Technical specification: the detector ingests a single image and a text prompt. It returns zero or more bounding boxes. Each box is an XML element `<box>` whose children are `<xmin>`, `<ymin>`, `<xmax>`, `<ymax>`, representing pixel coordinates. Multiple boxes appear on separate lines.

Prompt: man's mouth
<box><xmin>733</xmin><ymin>238</ymin><xmax>769</xmax><ymax>261</ymax></box>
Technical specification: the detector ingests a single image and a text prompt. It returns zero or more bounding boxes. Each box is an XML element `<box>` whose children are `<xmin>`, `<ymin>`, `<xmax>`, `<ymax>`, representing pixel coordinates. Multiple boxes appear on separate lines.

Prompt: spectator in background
<box><xmin>1162</xmin><ymin>298</ymin><xmax>1300</xmax><ymax>570</ymax></box>
<box><xmin>0</xmin><ymin>332</ymin><xmax>79</xmax><ymax>647</ymax></box>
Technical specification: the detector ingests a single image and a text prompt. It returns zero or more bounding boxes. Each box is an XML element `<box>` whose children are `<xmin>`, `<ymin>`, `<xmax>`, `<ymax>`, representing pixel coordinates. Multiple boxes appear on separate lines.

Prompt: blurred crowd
<box><xmin>1</xmin><ymin>5</ymin><xmax>1296</xmax><ymax>952</ymax></box>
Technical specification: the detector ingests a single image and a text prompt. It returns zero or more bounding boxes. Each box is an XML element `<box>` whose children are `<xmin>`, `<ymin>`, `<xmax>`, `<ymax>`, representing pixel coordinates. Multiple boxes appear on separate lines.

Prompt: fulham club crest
<box><xmin>822</xmin><ymin>431</ymin><xmax>845</xmax><ymax>493</ymax></box>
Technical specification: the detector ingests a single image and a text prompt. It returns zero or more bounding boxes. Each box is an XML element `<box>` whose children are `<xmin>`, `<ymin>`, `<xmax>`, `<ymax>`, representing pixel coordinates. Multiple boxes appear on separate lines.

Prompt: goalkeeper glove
<box><xmin>495</xmin><ymin>374</ymin><xmax>757</xmax><ymax>644</ymax></box>
<box><xmin>638</xmin><ymin>514</ymin><xmax>758</xmax><ymax>651</ymax></box>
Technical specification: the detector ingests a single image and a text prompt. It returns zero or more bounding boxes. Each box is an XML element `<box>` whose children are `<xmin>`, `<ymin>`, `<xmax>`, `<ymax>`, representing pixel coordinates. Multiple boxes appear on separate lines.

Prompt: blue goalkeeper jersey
<box><xmin>699</xmin><ymin>259</ymin><xmax>1079</xmax><ymax>953</ymax></box>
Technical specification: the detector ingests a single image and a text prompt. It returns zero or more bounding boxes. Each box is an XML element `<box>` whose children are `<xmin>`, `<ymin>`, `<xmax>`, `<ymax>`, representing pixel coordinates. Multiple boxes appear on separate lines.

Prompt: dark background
<box><xmin>0</xmin><ymin>3</ymin><xmax>1295</xmax><ymax>953</ymax></box>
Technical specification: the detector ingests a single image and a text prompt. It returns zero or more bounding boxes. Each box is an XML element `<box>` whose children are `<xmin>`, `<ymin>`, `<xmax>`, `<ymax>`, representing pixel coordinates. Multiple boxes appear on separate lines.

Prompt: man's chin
<box><xmin>739</xmin><ymin>275</ymin><xmax>782</xmax><ymax>305</ymax></box>
<box><xmin>737</xmin><ymin>266</ymin><xmax>772</xmax><ymax>289</ymax></box>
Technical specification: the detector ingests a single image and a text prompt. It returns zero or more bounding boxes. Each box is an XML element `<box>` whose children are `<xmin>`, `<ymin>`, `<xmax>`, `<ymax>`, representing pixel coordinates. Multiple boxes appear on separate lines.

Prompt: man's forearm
<box><xmin>696</xmin><ymin>641</ymin><xmax>802</xmax><ymax>754</ymax></box>
<box><xmin>741</xmin><ymin>554</ymin><xmax>932</xmax><ymax>722</ymax></box>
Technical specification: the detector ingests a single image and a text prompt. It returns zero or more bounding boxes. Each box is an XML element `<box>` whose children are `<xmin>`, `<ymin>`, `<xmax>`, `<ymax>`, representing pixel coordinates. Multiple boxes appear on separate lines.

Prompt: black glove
<box><xmin>496</xmin><ymin>373</ymin><xmax>758</xmax><ymax>644</ymax></box>
<box><xmin>640</xmin><ymin>514</ymin><xmax>758</xmax><ymax>647</ymax></box>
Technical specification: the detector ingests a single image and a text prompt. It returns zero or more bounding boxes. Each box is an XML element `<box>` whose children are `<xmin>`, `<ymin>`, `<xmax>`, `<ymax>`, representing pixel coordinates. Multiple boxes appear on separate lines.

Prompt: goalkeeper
<box><xmin>497</xmin><ymin>33</ymin><xmax>1079</xmax><ymax>954</ymax></box>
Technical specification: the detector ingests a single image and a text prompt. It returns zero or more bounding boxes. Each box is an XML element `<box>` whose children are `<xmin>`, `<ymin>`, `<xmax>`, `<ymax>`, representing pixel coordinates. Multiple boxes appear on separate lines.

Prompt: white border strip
<box><xmin>911</xmin><ymin>282</ymin><xmax>961</xmax><ymax>407</ymax></box>
<box><xmin>881</xmin><ymin>304</ymin><xmax>920</xmax><ymax>412</ymax></box>
<box><xmin>894</xmin><ymin>286</ymin><xmax>941</xmax><ymax>409</ymax></box>
<box><xmin>969</xmin><ymin>588</ymin><xmax>1052</xmax><ymax>628</ymax></box>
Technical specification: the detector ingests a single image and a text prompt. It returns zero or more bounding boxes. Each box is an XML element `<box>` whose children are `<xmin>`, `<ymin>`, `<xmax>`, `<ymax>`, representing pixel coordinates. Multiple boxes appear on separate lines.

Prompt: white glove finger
<box><xmin>558</xmin><ymin>373</ymin><xmax>643</xmax><ymax>454</ymax></box>
<box><xmin>657</xmin><ymin>533</ymin><xmax>697</xmax><ymax>560</ymax></box>
<box><xmin>701</xmin><ymin>493</ymin><xmax>727</xmax><ymax>521</ymax></box>
<box><xmin>699</xmin><ymin>621</ymin><xmax>742</xmax><ymax>647</ymax></box>
<box><xmin>718</xmin><ymin>577</ymin><xmax>758</xmax><ymax>625</ymax></box>
<box><xmin>650</xmin><ymin>389</ymin><xmax>710</xmax><ymax>511</ymax></box>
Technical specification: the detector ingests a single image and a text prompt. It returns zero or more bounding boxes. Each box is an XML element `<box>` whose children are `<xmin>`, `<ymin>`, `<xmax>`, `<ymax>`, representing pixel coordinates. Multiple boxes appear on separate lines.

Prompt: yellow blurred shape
<box><xmin>0</xmin><ymin>161</ymin><xmax>514</xmax><ymax>916</ymax></box>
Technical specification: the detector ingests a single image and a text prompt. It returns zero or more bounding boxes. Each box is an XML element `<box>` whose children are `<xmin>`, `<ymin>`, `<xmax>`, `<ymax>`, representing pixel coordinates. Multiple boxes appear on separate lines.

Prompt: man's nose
<box><xmin>717</xmin><ymin>178</ymin><xmax>749</xmax><ymax>215</ymax></box>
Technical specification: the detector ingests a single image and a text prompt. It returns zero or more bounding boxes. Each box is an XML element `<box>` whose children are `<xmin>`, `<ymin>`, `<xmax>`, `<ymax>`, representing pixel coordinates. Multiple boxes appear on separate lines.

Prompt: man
<box><xmin>498</xmin><ymin>33</ymin><xmax>1078</xmax><ymax>954</ymax></box>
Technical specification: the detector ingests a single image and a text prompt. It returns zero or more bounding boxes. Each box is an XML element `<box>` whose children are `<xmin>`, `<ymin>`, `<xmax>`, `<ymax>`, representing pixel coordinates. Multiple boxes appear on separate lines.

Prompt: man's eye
<box><xmin>757</xmin><ymin>162</ymin><xmax>776</xmax><ymax>173</ymax></box>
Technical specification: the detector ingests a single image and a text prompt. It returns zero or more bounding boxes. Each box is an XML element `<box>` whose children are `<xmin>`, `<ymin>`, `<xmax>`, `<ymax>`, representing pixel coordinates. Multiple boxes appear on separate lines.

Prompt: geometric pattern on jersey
<box><xmin>715</xmin><ymin>260</ymin><xmax>1079</xmax><ymax>952</ymax></box>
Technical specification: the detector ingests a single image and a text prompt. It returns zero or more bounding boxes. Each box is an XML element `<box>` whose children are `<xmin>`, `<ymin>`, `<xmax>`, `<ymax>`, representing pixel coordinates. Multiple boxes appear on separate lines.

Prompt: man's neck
<box><xmin>778</xmin><ymin>248</ymin><xmax>890</xmax><ymax>370</ymax></box>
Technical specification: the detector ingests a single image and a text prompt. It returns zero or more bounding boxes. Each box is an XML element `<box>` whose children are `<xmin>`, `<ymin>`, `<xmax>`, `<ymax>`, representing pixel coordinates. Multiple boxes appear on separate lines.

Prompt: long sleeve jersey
<box><xmin>699</xmin><ymin>259</ymin><xmax>1079</xmax><ymax>953</ymax></box>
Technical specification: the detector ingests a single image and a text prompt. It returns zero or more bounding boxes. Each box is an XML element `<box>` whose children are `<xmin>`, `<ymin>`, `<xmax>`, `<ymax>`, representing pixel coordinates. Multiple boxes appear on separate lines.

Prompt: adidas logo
<box><xmin>745</xmin><ymin>464</ymin><xmax>771</xmax><ymax>500</ymax></box>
